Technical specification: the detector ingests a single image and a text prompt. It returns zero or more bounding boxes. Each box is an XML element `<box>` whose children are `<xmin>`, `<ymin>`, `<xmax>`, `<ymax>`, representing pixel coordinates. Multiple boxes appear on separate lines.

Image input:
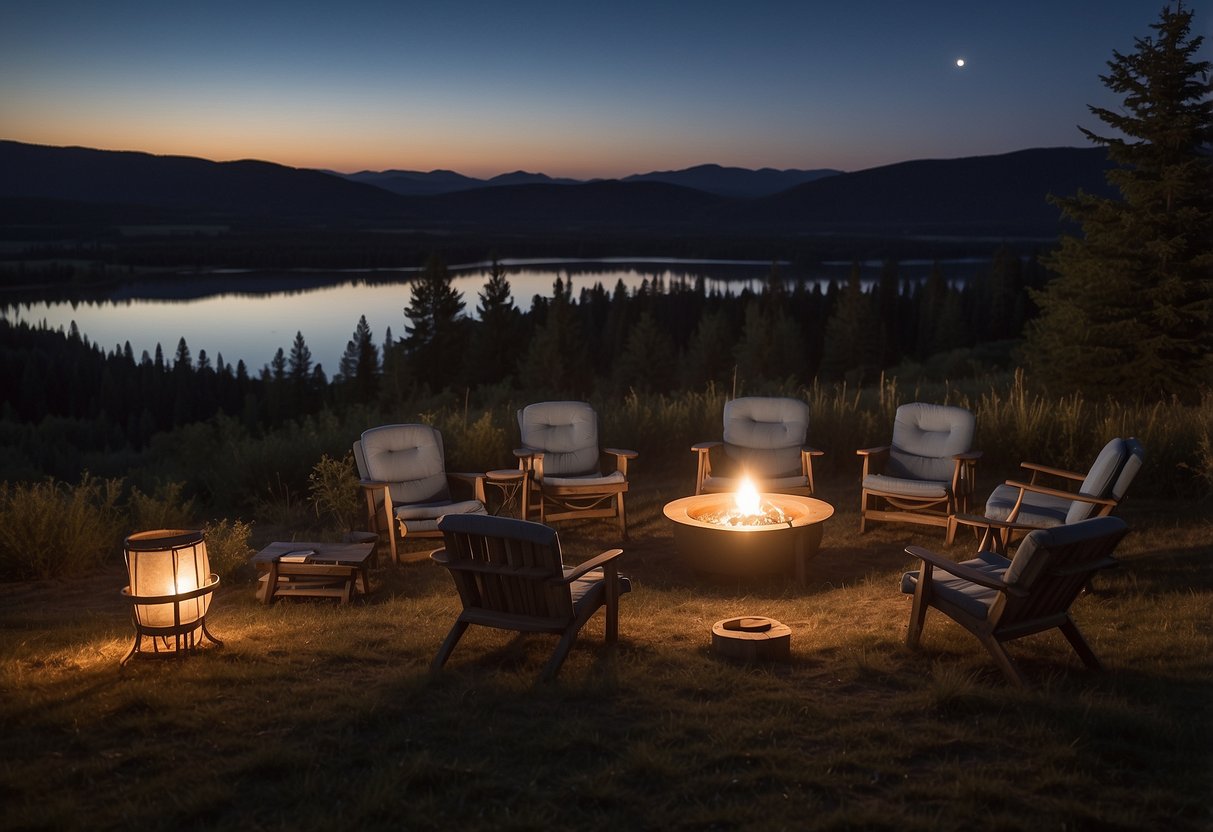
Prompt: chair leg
<box><xmin>858</xmin><ymin>490</ymin><xmax>868</xmax><ymax>534</ymax></box>
<box><xmin>617</xmin><ymin>492</ymin><xmax>628</xmax><ymax>541</ymax></box>
<box><xmin>430</xmin><ymin>620</ymin><xmax>470</xmax><ymax>674</ymax></box>
<box><xmin>945</xmin><ymin>515</ymin><xmax>957</xmax><ymax>545</ymax></box>
<box><xmin>979</xmin><ymin>634</ymin><xmax>1028</xmax><ymax>688</ymax></box>
<box><xmin>542</xmin><ymin>626</ymin><xmax>580</xmax><ymax>682</ymax></box>
<box><xmin>906</xmin><ymin>563</ymin><xmax>933</xmax><ymax>648</ymax></box>
<box><xmin>1059</xmin><ymin>617</ymin><xmax>1103</xmax><ymax>671</ymax></box>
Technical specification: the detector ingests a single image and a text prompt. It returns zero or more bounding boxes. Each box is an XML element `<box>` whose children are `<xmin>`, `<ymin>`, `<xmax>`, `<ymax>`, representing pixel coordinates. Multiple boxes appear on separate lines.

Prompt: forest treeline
<box><xmin>0</xmin><ymin>247</ymin><xmax>1043</xmax><ymax>480</ymax></box>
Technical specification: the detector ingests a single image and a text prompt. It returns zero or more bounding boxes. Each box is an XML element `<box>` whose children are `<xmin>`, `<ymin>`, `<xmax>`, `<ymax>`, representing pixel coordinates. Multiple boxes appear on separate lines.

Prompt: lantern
<box><xmin>120</xmin><ymin>529</ymin><xmax>221</xmax><ymax>666</ymax></box>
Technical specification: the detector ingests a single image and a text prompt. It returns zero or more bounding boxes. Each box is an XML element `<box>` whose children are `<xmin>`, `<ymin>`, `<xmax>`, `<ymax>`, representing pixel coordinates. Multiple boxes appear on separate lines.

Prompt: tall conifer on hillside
<box><xmin>1024</xmin><ymin>3</ymin><xmax>1212</xmax><ymax>399</ymax></box>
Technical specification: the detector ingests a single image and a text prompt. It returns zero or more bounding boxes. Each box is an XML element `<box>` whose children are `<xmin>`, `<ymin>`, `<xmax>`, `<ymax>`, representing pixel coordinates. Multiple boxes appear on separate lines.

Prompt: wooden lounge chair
<box><xmin>431</xmin><ymin>513</ymin><xmax>630</xmax><ymax>681</ymax></box>
<box><xmin>948</xmin><ymin>437</ymin><xmax>1144</xmax><ymax>553</ymax></box>
<box><xmin>692</xmin><ymin>396</ymin><xmax>823</xmax><ymax>496</ymax></box>
<box><xmin>514</xmin><ymin>401</ymin><xmax>636</xmax><ymax>539</ymax></box>
<box><xmin>857</xmin><ymin>402</ymin><xmax>980</xmax><ymax>536</ymax></box>
<box><xmin>902</xmin><ymin>516</ymin><xmax>1129</xmax><ymax>687</ymax></box>
<box><xmin>353</xmin><ymin>424</ymin><xmax>487</xmax><ymax>564</ymax></box>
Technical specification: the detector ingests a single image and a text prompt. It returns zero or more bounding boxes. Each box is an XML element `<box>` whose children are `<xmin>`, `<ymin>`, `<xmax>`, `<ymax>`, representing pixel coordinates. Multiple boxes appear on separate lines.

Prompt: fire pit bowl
<box><xmin>663</xmin><ymin>492</ymin><xmax>834</xmax><ymax>584</ymax></box>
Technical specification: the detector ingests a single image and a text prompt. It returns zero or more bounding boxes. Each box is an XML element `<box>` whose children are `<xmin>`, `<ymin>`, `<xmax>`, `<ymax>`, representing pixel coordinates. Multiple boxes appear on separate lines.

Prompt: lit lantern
<box><xmin>120</xmin><ymin>529</ymin><xmax>222</xmax><ymax>666</ymax></box>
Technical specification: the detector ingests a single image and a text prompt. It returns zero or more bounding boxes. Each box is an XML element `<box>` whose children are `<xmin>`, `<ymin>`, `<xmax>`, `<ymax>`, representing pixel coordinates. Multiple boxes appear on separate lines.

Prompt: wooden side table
<box><xmin>485</xmin><ymin>469</ymin><xmax>529</xmax><ymax>519</ymax></box>
<box><xmin>252</xmin><ymin>540</ymin><xmax>375</xmax><ymax>604</ymax></box>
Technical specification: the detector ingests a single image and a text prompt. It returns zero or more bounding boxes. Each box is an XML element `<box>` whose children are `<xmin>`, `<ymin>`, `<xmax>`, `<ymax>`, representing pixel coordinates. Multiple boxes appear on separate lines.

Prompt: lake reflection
<box><xmin>2</xmin><ymin>257</ymin><xmax>984</xmax><ymax>375</ymax></box>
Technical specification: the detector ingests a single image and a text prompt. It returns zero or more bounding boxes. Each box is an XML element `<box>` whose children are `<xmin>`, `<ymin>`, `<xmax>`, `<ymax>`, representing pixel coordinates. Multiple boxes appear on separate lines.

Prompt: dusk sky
<box><xmin>0</xmin><ymin>1</ymin><xmax>1195</xmax><ymax>179</ymax></box>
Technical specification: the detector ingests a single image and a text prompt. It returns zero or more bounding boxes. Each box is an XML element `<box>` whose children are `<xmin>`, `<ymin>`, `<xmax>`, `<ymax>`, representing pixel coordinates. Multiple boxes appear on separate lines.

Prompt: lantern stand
<box><xmin>120</xmin><ymin>529</ymin><xmax>222</xmax><ymax>667</ymax></box>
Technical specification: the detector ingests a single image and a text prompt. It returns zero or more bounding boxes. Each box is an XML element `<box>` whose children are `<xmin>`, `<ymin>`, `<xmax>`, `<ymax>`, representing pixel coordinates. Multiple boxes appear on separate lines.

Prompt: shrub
<box><xmin>202</xmin><ymin>518</ymin><xmax>255</xmax><ymax>582</ymax></box>
<box><xmin>0</xmin><ymin>473</ymin><xmax>125</xmax><ymax>580</ymax></box>
<box><xmin>307</xmin><ymin>452</ymin><xmax>362</xmax><ymax>533</ymax></box>
<box><xmin>126</xmin><ymin>481</ymin><xmax>197</xmax><ymax>531</ymax></box>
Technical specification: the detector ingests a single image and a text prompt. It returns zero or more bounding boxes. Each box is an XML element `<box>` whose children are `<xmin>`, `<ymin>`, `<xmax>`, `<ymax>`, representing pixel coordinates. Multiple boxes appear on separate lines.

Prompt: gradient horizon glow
<box><xmin>0</xmin><ymin>1</ymin><xmax>1192</xmax><ymax>179</ymax></box>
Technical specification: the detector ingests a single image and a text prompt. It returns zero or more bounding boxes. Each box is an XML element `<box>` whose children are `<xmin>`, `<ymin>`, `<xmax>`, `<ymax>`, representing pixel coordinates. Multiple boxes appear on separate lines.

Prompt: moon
<box><xmin>955</xmin><ymin>58</ymin><xmax>966</xmax><ymax>67</ymax></box>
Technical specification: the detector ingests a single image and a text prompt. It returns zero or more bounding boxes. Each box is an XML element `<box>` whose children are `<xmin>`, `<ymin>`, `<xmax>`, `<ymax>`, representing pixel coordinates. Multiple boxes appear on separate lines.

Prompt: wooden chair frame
<box><xmin>905</xmin><ymin>517</ymin><xmax>1128</xmax><ymax>687</ymax></box>
<box><xmin>858</xmin><ymin>446</ymin><xmax>981</xmax><ymax>534</ymax></box>
<box><xmin>431</xmin><ymin>515</ymin><xmax>627</xmax><ymax>681</ymax></box>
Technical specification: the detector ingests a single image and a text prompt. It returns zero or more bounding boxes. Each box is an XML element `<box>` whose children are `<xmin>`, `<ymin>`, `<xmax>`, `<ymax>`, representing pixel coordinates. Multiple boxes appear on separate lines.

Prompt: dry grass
<box><xmin>1</xmin><ymin>471</ymin><xmax>1210</xmax><ymax>831</ymax></box>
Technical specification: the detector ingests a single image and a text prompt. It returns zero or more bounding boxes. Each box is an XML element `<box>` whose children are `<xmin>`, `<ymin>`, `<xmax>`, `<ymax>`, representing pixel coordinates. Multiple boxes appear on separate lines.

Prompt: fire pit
<box><xmin>663</xmin><ymin>478</ymin><xmax>833</xmax><ymax>584</ymax></box>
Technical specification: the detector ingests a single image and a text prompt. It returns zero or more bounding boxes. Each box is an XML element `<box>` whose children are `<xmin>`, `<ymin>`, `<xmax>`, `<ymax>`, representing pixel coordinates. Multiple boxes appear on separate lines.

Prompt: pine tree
<box><xmin>404</xmin><ymin>253</ymin><xmax>467</xmax><ymax>391</ymax></box>
<box><xmin>464</xmin><ymin>258</ymin><xmax>521</xmax><ymax>385</ymax></box>
<box><xmin>819</xmin><ymin>264</ymin><xmax>881</xmax><ymax>383</ymax></box>
<box><xmin>1025</xmin><ymin>3</ymin><xmax>1213</xmax><ymax>399</ymax></box>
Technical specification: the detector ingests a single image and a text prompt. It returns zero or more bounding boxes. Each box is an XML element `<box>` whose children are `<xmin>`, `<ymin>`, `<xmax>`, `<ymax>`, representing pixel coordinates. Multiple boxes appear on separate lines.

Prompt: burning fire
<box><xmin>699</xmin><ymin>474</ymin><xmax>791</xmax><ymax>527</ymax></box>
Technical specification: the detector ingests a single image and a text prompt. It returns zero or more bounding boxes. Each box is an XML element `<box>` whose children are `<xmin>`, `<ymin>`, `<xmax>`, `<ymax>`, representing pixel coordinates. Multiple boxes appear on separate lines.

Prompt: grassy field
<box><xmin>1</xmin><ymin>469</ymin><xmax>1210</xmax><ymax>831</ymax></box>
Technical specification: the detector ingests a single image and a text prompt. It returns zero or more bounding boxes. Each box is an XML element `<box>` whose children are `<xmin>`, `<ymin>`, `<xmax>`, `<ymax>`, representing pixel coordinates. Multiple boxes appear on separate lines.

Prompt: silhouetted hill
<box><xmin>732</xmin><ymin>147</ymin><xmax>1115</xmax><ymax>236</ymax></box>
<box><xmin>0</xmin><ymin>140</ymin><xmax>406</xmax><ymax>221</ymax></box>
<box><xmin>0</xmin><ymin>140</ymin><xmax>1114</xmax><ymax>238</ymax></box>
<box><xmin>342</xmin><ymin>168</ymin><xmax>483</xmax><ymax>196</ymax></box>
<box><xmin>623</xmin><ymin>164</ymin><xmax>840</xmax><ymax>197</ymax></box>
<box><xmin>414</xmin><ymin>180</ymin><xmax>732</xmax><ymax>228</ymax></box>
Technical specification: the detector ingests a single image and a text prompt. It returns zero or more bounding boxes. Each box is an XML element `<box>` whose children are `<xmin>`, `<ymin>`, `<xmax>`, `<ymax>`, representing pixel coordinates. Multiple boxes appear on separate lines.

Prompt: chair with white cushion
<box><xmin>692</xmin><ymin>397</ymin><xmax>823</xmax><ymax>496</ymax></box>
<box><xmin>857</xmin><ymin>403</ymin><xmax>980</xmax><ymax>536</ymax></box>
<box><xmin>354</xmin><ymin>424</ymin><xmax>487</xmax><ymax>564</ymax></box>
<box><xmin>901</xmin><ymin>516</ymin><xmax>1129</xmax><ymax>687</ymax></box>
<box><xmin>514</xmin><ymin>401</ymin><xmax>637</xmax><ymax>539</ymax></box>
<box><xmin>949</xmin><ymin>437</ymin><xmax>1144</xmax><ymax>553</ymax></box>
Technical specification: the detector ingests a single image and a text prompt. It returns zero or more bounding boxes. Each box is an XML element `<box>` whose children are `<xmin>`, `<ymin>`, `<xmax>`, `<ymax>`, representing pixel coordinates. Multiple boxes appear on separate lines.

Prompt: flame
<box><xmin>735</xmin><ymin>475</ymin><xmax>761</xmax><ymax>516</ymax></box>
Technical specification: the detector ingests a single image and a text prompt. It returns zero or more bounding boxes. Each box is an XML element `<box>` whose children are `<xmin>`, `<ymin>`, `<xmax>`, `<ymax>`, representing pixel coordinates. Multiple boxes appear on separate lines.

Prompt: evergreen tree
<box><xmin>819</xmin><ymin>264</ymin><xmax>881</xmax><ymax>383</ymax></box>
<box><xmin>464</xmin><ymin>258</ymin><xmax>522</xmax><ymax>385</ymax></box>
<box><xmin>520</xmin><ymin>278</ymin><xmax>589</xmax><ymax>394</ymax></box>
<box><xmin>404</xmin><ymin>253</ymin><xmax>467</xmax><ymax>390</ymax></box>
<box><xmin>1025</xmin><ymin>3</ymin><xmax>1213</xmax><ymax>399</ymax></box>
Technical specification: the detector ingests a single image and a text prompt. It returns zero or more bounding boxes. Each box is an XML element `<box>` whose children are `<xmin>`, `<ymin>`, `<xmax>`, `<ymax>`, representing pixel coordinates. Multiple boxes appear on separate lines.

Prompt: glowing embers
<box><xmin>694</xmin><ymin>476</ymin><xmax>791</xmax><ymax>527</ymax></box>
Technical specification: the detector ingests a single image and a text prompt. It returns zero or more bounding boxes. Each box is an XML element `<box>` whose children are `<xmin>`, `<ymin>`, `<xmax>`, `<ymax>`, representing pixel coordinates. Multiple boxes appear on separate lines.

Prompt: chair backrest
<box><xmin>518</xmin><ymin>401</ymin><xmax>600</xmax><ymax>477</ymax></box>
<box><xmin>721</xmin><ymin>397</ymin><xmax>809</xmax><ymax>478</ymax></box>
<box><xmin>1064</xmin><ymin>437</ymin><xmax>1143</xmax><ymax>523</ymax></box>
<box><xmin>993</xmin><ymin>515</ymin><xmax>1128</xmax><ymax>626</ymax></box>
<box><xmin>359</xmin><ymin>424</ymin><xmax>451</xmax><ymax>505</ymax></box>
<box><xmin>887</xmin><ymin>403</ymin><xmax>975</xmax><ymax>482</ymax></box>
<box><xmin>438</xmin><ymin>513</ymin><xmax>573</xmax><ymax>622</ymax></box>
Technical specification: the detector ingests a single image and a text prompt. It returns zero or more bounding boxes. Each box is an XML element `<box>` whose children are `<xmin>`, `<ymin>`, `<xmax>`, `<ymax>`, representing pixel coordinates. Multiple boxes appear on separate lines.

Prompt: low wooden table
<box><xmin>253</xmin><ymin>541</ymin><xmax>374</xmax><ymax>604</ymax></box>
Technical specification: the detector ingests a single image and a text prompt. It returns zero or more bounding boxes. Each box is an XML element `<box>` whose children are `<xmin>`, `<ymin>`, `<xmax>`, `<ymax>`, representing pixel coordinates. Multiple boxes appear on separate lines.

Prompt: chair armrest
<box><xmin>601</xmin><ymin>448</ymin><xmax>636</xmax><ymax>477</ymax></box>
<box><xmin>558</xmin><ymin>548</ymin><xmax>624</xmax><ymax>583</ymax></box>
<box><xmin>905</xmin><ymin>545</ymin><xmax>1012</xmax><ymax>592</ymax></box>
<box><xmin>358</xmin><ymin>478</ymin><xmax>390</xmax><ymax>489</ymax></box>
<box><xmin>856</xmin><ymin>446</ymin><xmax>890</xmax><ymax>456</ymax></box>
<box><xmin>1019</xmin><ymin>461</ymin><xmax>1084</xmax><ymax>483</ymax></box>
<box><xmin>856</xmin><ymin>446</ymin><xmax>889</xmax><ymax>478</ymax></box>
<box><xmin>802</xmin><ymin>445</ymin><xmax>824</xmax><ymax>457</ymax></box>
<box><xmin>953</xmin><ymin>451</ymin><xmax>982</xmax><ymax>460</ymax></box>
<box><xmin>602</xmin><ymin>447</ymin><xmax>638</xmax><ymax>459</ymax></box>
<box><xmin>691</xmin><ymin>441</ymin><xmax>722</xmax><ymax>453</ymax></box>
<box><xmin>1003</xmin><ymin>480</ymin><xmax>1117</xmax><ymax>507</ymax></box>
<box><xmin>447</xmin><ymin>472</ymin><xmax>488</xmax><ymax>504</ymax></box>
<box><xmin>513</xmin><ymin>447</ymin><xmax>537</xmax><ymax>460</ymax></box>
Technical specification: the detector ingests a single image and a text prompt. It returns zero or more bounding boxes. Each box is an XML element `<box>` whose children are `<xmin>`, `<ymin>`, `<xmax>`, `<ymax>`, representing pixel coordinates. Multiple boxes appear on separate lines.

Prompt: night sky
<box><xmin>0</xmin><ymin>1</ymin><xmax>1195</xmax><ymax>178</ymax></box>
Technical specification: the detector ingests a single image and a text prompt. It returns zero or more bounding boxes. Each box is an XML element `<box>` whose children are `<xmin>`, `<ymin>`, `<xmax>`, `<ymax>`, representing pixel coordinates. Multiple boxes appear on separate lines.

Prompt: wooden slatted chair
<box><xmin>692</xmin><ymin>396</ymin><xmax>823</xmax><ymax>496</ymax></box>
<box><xmin>353</xmin><ymin>424</ymin><xmax>487</xmax><ymax>564</ymax></box>
<box><xmin>948</xmin><ymin>437</ymin><xmax>1144</xmax><ymax>553</ymax></box>
<box><xmin>901</xmin><ymin>516</ymin><xmax>1129</xmax><ymax>687</ymax></box>
<box><xmin>431</xmin><ymin>513</ymin><xmax>630</xmax><ymax>681</ymax></box>
<box><xmin>514</xmin><ymin>401</ymin><xmax>637</xmax><ymax>540</ymax></box>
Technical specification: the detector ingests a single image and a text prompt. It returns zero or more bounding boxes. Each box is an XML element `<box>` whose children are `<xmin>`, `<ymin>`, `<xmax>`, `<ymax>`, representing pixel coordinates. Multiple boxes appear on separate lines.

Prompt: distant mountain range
<box><xmin>0</xmin><ymin>139</ymin><xmax>1115</xmax><ymax>238</ymax></box>
<box><xmin>340</xmin><ymin>163</ymin><xmax>840</xmax><ymax>198</ymax></box>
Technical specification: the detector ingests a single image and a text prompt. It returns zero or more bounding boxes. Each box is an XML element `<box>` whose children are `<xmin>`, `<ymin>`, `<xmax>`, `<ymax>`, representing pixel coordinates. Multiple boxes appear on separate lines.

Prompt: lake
<box><xmin>2</xmin><ymin>257</ymin><xmax>988</xmax><ymax>375</ymax></box>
